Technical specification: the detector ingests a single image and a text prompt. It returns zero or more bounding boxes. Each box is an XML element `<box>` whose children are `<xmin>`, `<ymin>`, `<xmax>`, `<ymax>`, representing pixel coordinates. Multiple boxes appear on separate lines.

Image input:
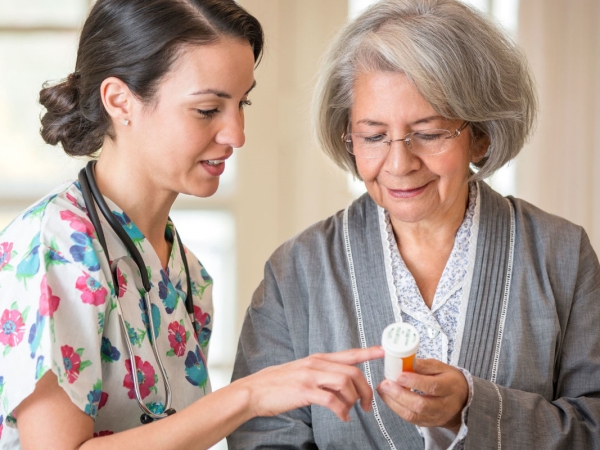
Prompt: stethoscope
<box><xmin>78</xmin><ymin>160</ymin><xmax>196</xmax><ymax>424</ymax></box>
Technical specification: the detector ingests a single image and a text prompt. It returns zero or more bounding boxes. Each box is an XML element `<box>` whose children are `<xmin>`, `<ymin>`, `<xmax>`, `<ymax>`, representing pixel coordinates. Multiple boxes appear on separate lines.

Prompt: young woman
<box><xmin>0</xmin><ymin>1</ymin><xmax>383</xmax><ymax>448</ymax></box>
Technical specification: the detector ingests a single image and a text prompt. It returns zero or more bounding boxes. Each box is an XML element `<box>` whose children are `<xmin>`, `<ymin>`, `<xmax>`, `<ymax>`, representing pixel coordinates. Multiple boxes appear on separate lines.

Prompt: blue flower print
<box><xmin>85</xmin><ymin>381</ymin><xmax>103</xmax><ymax>417</ymax></box>
<box><xmin>22</xmin><ymin>194</ymin><xmax>57</xmax><ymax>221</ymax></box>
<box><xmin>125</xmin><ymin>321</ymin><xmax>146</xmax><ymax>348</ymax></box>
<box><xmin>113</xmin><ymin>211</ymin><xmax>145</xmax><ymax>249</ymax></box>
<box><xmin>192</xmin><ymin>306</ymin><xmax>212</xmax><ymax>349</ymax></box>
<box><xmin>195</xmin><ymin>324</ymin><xmax>212</xmax><ymax>349</ymax></box>
<box><xmin>69</xmin><ymin>232</ymin><xmax>100</xmax><ymax>271</ymax></box>
<box><xmin>145</xmin><ymin>402</ymin><xmax>165</xmax><ymax>415</ymax></box>
<box><xmin>200</xmin><ymin>265</ymin><xmax>212</xmax><ymax>282</ymax></box>
<box><xmin>184</xmin><ymin>345</ymin><xmax>208</xmax><ymax>391</ymax></box>
<box><xmin>16</xmin><ymin>232</ymin><xmax>41</xmax><ymax>284</ymax></box>
<box><xmin>35</xmin><ymin>355</ymin><xmax>46</xmax><ymax>380</ymax></box>
<box><xmin>28</xmin><ymin>311</ymin><xmax>46</xmax><ymax>358</ymax></box>
<box><xmin>139</xmin><ymin>298</ymin><xmax>161</xmax><ymax>342</ymax></box>
<box><xmin>158</xmin><ymin>270</ymin><xmax>178</xmax><ymax>314</ymax></box>
<box><xmin>101</xmin><ymin>337</ymin><xmax>121</xmax><ymax>363</ymax></box>
<box><xmin>44</xmin><ymin>240</ymin><xmax>70</xmax><ymax>269</ymax></box>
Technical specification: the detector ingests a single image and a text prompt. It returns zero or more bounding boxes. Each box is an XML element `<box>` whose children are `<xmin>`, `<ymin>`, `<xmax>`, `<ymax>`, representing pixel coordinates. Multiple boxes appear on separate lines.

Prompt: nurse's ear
<box><xmin>100</xmin><ymin>77</ymin><xmax>135</xmax><ymax>128</ymax></box>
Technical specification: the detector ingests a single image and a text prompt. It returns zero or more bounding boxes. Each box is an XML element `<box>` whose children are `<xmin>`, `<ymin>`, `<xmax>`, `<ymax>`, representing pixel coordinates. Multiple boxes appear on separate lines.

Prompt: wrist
<box><xmin>227</xmin><ymin>376</ymin><xmax>257</xmax><ymax>422</ymax></box>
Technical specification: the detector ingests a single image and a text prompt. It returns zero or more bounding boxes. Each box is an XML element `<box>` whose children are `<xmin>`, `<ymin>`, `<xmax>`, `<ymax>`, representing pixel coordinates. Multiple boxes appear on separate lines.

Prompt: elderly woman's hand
<box><xmin>376</xmin><ymin>359</ymin><xmax>468</xmax><ymax>432</ymax></box>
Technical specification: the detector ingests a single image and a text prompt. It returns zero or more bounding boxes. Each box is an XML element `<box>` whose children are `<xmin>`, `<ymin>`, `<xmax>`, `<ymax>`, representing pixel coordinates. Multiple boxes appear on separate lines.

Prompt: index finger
<box><xmin>315</xmin><ymin>346</ymin><xmax>385</xmax><ymax>365</ymax></box>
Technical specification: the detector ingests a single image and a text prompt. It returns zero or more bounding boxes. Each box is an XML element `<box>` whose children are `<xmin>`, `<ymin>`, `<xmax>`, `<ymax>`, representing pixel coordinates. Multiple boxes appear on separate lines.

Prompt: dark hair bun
<box><xmin>39</xmin><ymin>74</ymin><xmax>102</xmax><ymax>156</ymax></box>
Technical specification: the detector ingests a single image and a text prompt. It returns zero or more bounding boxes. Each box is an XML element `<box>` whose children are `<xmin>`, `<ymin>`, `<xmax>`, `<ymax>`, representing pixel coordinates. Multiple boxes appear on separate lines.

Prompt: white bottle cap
<box><xmin>381</xmin><ymin>322</ymin><xmax>420</xmax><ymax>358</ymax></box>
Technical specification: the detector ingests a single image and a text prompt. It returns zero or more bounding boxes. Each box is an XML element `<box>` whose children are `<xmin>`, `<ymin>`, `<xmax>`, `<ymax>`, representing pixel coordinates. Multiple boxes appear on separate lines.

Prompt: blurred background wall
<box><xmin>0</xmin><ymin>1</ymin><xmax>598</xmax><ymax>448</ymax></box>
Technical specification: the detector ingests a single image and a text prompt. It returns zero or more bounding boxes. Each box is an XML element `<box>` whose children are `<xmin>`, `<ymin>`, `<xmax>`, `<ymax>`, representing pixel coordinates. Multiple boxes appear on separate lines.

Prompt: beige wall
<box><xmin>517</xmin><ymin>0</ymin><xmax>600</xmax><ymax>253</ymax></box>
<box><xmin>234</xmin><ymin>0</ymin><xmax>354</xmax><ymax>331</ymax></box>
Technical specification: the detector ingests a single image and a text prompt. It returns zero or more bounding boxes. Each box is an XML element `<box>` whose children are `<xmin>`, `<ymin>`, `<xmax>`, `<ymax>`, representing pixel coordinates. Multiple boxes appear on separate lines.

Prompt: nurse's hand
<box><xmin>237</xmin><ymin>346</ymin><xmax>384</xmax><ymax>422</ymax></box>
<box><xmin>376</xmin><ymin>358</ymin><xmax>468</xmax><ymax>432</ymax></box>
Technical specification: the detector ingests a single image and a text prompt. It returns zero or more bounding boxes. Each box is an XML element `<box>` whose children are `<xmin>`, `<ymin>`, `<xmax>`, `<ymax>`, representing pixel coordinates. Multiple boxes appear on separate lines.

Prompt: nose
<box><xmin>216</xmin><ymin>110</ymin><xmax>246</xmax><ymax>149</ymax></box>
<box><xmin>383</xmin><ymin>140</ymin><xmax>421</xmax><ymax>175</ymax></box>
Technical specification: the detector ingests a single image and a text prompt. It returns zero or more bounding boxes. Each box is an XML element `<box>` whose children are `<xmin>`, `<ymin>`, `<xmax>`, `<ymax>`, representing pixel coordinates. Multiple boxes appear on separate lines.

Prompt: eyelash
<box><xmin>196</xmin><ymin>108</ymin><xmax>219</xmax><ymax>119</ymax></box>
<box><xmin>196</xmin><ymin>100</ymin><xmax>253</xmax><ymax>120</ymax></box>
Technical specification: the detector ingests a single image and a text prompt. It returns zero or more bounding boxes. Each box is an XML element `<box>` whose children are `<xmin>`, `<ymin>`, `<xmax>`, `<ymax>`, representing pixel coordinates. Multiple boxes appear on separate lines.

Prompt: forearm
<box><xmin>80</xmin><ymin>380</ymin><xmax>254</xmax><ymax>450</ymax></box>
<box><xmin>80</xmin><ymin>379</ymin><xmax>254</xmax><ymax>450</ymax></box>
<box><xmin>18</xmin><ymin>370</ymin><xmax>256</xmax><ymax>450</ymax></box>
<box><xmin>465</xmin><ymin>377</ymin><xmax>600</xmax><ymax>449</ymax></box>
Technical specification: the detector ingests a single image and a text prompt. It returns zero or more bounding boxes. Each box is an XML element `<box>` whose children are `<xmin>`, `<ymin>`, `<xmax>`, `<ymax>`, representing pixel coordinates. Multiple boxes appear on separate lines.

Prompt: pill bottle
<box><xmin>381</xmin><ymin>322</ymin><xmax>420</xmax><ymax>381</ymax></box>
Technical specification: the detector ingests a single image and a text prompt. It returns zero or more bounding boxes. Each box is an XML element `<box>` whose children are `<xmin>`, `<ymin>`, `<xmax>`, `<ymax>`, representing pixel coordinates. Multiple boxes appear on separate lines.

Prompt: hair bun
<box><xmin>39</xmin><ymin>74</ymin><xmax>100</xmax><ymax>156</ymax></box>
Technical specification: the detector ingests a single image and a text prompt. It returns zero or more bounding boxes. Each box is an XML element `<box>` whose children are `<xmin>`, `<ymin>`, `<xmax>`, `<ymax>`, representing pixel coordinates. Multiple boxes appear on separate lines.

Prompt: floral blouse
<box><xmin>0</xmin><ymin>180</ymin><xmax>213</xmax><ymax>446</ymax></box>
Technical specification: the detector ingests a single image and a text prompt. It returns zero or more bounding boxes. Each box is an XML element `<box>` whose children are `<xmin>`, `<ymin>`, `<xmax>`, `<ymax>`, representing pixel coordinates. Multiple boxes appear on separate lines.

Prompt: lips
<box><xmin>387</xmin><ymin>181</ymin><xmax>431</xmax><ymax>199</ymax></box>
<box><xmin>199</xmin><ymin>155</ymin><xmax>230</xmax><ymax>177</ymax></box>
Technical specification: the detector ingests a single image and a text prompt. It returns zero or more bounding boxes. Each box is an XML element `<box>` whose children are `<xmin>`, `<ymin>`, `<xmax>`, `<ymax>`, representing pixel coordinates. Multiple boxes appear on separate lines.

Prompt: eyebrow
<box><xmin>355</xmin><ymin>115</ymin><xmax>445</xmax><ymax>127</ymax></box>
<box><xmin>189</xmin><ymin>80</ymin><xmax>257</xmax><ymax>98</ymax></box>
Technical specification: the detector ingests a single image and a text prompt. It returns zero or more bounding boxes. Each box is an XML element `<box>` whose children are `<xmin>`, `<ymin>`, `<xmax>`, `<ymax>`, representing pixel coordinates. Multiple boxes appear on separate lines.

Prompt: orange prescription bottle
<box><xmin>381</xmin><ymin>322</ymin><xmax>420</xmax><ymax>381</ymax></box>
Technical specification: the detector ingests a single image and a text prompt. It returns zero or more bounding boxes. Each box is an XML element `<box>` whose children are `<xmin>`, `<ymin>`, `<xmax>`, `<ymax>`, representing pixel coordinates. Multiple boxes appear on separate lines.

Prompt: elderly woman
<box><xmin>228</xmin><ymin>0</ymin><xmax>600</xmax><ymax>449</ymax></box>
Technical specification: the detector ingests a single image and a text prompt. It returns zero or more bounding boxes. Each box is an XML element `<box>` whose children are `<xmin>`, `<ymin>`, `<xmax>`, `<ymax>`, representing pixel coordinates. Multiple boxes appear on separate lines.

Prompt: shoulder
<box><xmin>267</xmin><ymin>194</ymin><xmax>373</xmax><ymax>273</ymax></box>
<box><xmin>480</xmin><ymin>184</ymin><xmax>600</xmax><ymax>293</ymax></box>
<box><xmin>1</xmin><ymin>180</ymin><xmax>92</xmax><ymax>247</ymax></box>
<box><xmin>478</xmin><ymin>181</ymin><xmax>585</xmax><ymax>249</ymax></box>
<box><xmin>507</xmin><ymin>195</ymin><xmax>587</xmax><ymax>257</ymax></box>
<box><xmin>0</xmin><ymin>180</ymin><xmax>105</xmax><ymax>291</ymax></box>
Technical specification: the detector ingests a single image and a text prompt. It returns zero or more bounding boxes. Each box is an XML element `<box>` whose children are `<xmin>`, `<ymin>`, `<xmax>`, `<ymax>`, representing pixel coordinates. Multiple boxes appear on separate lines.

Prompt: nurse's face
<box><xmin>130</xmin><ymin>38</ymin><xmax>256</xmax><ymax>198</ymax></box>
<box><xmin>351</xmin><ymin>71</ymin><xmax>483</xmax><ymax>229</ymax></box>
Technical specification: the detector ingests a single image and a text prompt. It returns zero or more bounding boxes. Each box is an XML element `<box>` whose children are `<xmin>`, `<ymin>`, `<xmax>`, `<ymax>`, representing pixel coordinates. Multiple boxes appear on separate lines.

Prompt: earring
<box><xmin>122</xmin><ymin>119</ymin><xmax>129</xmax><ymax>126</ymax></box>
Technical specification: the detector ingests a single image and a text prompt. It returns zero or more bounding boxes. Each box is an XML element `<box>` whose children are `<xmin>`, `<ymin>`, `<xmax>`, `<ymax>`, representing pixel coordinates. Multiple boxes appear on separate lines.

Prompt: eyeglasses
<box><xmin>342</xmin><ymin>121</ymin><xmax>469</xmax><ymax>159</ymax></box>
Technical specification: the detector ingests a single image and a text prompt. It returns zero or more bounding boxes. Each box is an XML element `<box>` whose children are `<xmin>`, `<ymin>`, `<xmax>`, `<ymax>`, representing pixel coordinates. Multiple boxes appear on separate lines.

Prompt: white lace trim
<box><xmin>378</xmin><ymin>205</ymin><xmax>402</xmax><ymax>322</ymax></box>
<box><xmin>343</xmin><ymin>208</ymin><xmax>397</xmax><ymax>450</ymax></box>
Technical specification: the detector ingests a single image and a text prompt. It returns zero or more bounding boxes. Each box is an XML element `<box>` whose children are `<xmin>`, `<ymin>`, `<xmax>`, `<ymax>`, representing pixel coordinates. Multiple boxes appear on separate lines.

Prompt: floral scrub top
<box><xmin>0</xmin><ymin>180</ymin><xmax>213</xmax><ymax>447</ymax></box>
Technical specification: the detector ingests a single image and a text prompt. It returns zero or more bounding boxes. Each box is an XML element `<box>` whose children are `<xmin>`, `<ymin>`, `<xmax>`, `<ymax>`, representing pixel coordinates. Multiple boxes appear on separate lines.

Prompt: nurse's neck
<box><xmin>93</xmin><ymin>145</ymin><xmax>175</xmax><ymax>270</ymax></box>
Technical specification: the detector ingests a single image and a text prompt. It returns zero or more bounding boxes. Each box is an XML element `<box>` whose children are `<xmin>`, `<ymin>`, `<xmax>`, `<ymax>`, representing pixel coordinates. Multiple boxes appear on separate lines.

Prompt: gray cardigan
<box><xmin>228</xmin><ymin>182</ymin><xmax>600</xmax><ymax>449</ymax></box>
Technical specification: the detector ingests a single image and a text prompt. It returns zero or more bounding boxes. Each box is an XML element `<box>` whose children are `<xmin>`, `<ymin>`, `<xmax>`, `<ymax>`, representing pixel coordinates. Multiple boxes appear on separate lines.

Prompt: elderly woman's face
<box><xmin>351</xmin><ymin>71</ymin><xmax>481</xmax><ymax>228</ymax></box>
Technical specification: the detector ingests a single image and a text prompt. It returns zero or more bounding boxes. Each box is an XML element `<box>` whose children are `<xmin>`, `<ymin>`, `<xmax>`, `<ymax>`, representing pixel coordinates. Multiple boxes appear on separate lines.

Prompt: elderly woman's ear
<box><xmin>470</xmin><ymin>134</ymin><xmax>490</xmax><ymax>164</ymax></box>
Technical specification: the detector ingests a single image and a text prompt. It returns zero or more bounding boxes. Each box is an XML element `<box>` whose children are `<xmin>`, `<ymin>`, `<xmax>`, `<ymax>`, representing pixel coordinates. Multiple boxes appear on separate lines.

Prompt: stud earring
<box><xmin>122</xmin><ymin>119</ymin><xmax>129</xmax><ymax>126</ymax></box>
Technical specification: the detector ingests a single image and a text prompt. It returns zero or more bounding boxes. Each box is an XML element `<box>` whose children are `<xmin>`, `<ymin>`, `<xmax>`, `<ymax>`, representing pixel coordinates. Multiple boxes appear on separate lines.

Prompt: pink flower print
<box><xmin>60</xmin><ymin>210</ymin><xmax>95</xmax><ymax>237</ymax></box>
<box><xmin>99</xmin><ymin>391</ymin><xmax>109</xmax><ymax>410</ymax></box>
<box><xmin>193</xmin><ymin>305</ymin><xmax>211</xmax><ymax>348</ymax></box>
<box><xmin>39</xmin><ymin>275</ymin><xmax>60</xmax><ymax>317</ymax></box>
<box><xmin>167</xmin><ymin>321</ymin><xmax>187</xmax><ymax>357</ymax></box>
<box><xmin>0</xmin><ymin>309</ymin><xmax>25</xmax><ymax>347</ymax></box>
<box><xmin>116</xmin><ymin>267</ymin><xmax>127</xmax><ymax>298</ymax></box>
<box><xmin>0</xmin><ymin>242</ymin><xmax>13</xmax><ymax>272</ymax></box>
<box><xmin>93</xmin><ymin>431</ymin><xmax>114</xmax><ymax>437</ymax></box>
<box><xmin>123</xmin><ymin>356</ymin><xmax>156</xmax><ymax>400</ymax></box>
<box><xmin>61</xmin><ymin>345</ymin><xmax>81</xmax><ymax>384</ymax></box>
<box><xmin>194</xmin><ymin>305</ymin><xmax>210</xmax><ymax>326</ymax></box>
<box><xmin>76</xmin><ymin>273</ymin><xmax>108</xmax><ymax>306</ymax></box>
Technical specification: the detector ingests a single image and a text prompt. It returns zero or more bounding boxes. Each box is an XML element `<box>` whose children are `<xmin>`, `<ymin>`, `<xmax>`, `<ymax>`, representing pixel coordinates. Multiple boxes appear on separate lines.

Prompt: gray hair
<box><xmin>312</xmin><ymin>0</ymin><xmax>537</xmax><ymax>180</ymax></box>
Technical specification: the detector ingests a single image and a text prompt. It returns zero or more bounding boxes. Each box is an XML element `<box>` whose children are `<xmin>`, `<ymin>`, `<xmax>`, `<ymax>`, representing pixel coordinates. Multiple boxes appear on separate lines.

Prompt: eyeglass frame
<box><xmin>342</xmin><ymin>121</ymin><xmax>470</xmax><ymax>158</ymax></box>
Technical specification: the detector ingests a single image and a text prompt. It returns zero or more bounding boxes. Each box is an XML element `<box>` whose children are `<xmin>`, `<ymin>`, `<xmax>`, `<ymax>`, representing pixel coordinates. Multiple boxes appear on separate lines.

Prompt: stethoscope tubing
<box><xmin>78</xmin><ymin>160</ymin><xmax>195</xmax><ymax>422</ymax></box>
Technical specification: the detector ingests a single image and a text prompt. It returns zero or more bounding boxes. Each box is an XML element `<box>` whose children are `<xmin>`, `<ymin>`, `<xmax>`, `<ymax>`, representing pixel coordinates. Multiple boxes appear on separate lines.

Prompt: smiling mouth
<box><xmin>204</xmin><ymin>160</ymin><xmax>225</xmax><ymax>166</ymax></box>
<box><xmin>387</xmin><ymin>181</ymin><xmax>431</xmax><ymax>198</ymax></box>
